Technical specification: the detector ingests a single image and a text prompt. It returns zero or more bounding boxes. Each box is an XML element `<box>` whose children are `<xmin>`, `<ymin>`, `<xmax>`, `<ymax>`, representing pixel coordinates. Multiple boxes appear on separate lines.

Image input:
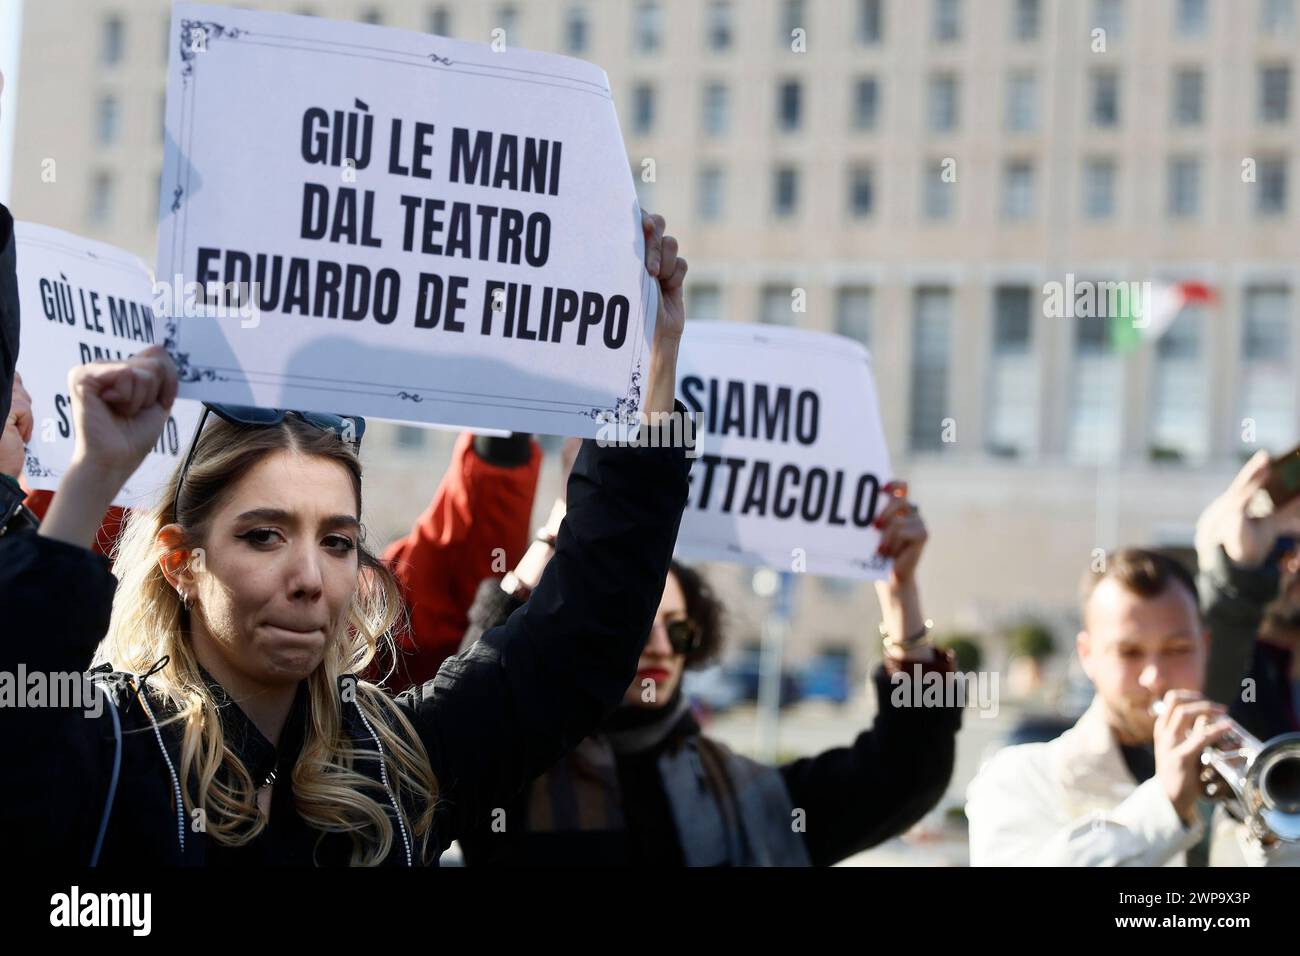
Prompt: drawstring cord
<box><xmin>352</xmin><ymin>698</ymin><xmax>414</xmax><ymax>867</ymax></box>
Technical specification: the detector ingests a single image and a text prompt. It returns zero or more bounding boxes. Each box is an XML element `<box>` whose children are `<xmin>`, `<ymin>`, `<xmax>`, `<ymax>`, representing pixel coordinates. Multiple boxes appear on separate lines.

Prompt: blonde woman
<box><xmin>2</xmin><ymin>214</ymin><xmax>689</xmax><ymax>866</ymax></box>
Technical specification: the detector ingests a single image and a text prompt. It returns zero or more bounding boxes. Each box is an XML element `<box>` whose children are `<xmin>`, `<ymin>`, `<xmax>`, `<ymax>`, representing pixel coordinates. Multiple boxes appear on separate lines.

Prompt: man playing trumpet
<box><xmin>967</xmin><ymin>455</ymin><xmax>1300</xmax><ymax>865</ymax></box>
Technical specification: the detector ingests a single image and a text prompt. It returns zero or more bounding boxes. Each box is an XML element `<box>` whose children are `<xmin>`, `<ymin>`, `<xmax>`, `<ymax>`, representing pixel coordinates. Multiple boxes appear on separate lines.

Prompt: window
<box><xmin>1083</xmin><ymin>157</ymin><xmax>1117</xmax><ymax>219</ymax></box>
<box><xmin>760</xmin><ymin>285</ymin><xmax>797</xmax><ymax>326</ymax></box>
<box><xmin>910</xmin><ymin>288</ymin><xmax>952</xmax><ymax>451</ymax></box>
<box><xmin>428</xmin><ymin>6</ymin><xmax>452</xmax><ymax>36</ymax></box>
<box><xmin>1261</xmin><ymin>0</ymin><xmax>1296</xmax><ymax>35</ymax></box>
<box><xmin>1150</xmin><ymin>306</ymin><xmax>1207</xmax><ymax>462</ymax></box>
<box><xmin>1240</xmin><ymin>287</ymin><xmax>1294</xmax><ymax>453</ymax></box>
<box><xmin>1258</xmin><ymin>156</ymin><xmax>1289</xmax><ymax>216</ymax></box>
<box><xmin>496</xmin><ymin>4</ymin><xmax>518</xmax><ymax>41</ymax></box>
<box><xmin>858</xmin><ymin>0</ymin><xmax>884</xmax><ymax>44</ymax></box>
<box><xmin>781</xmin><ymin>0</ymin><xmax>806</xmax><ymax>47</ymax></box>
<box><xmin>395</xmin><ymin>426</ymin><xmax>426</xmax><ymax>450</ymax></box>
<box><xmin>103</xmin><ymin>15</ymin><xmax>124</xmax><ymax>66</ymax></box>
<box><xmin>1069</xmin><ymin>306</ymin><xmax>1122</xmax><ymax>463</ymax></box>
<box><xmin>697</xmin><ymin>166</ymin><xmax>725</xmax><ymax>221</ymax></box>
<box><xmin>929</xmin><ymin>73</ymin><xmax>960</xmax><ymax>133</ymax></box>
<box><xmin>1093</xmin><ymin>0</ymin><xmax>1124</xmax><ymax>39</ymax></box>
<box><xmin>1175</xmin><ymin>0</ymin><xmax>1208</xmax><ymax>36</ymax></box>
<box><xmin>706</xmin><ymin>1</ymin><xmax>733</xmax><ymax>50</ymax></box>
<box><xmin>1003</xmin><ymin>160</ymin><xmax>1035</xmax><ymax>220</ymax></box>
<box><xmin>688</xmin><ymin>283</ymin><xmax>723</xmax><ymax>321</ymax></box>
<box><xmin>924</xmin><ymin>160</ymin><xmax>956</xmax><ymax>221</ymax></box>
<box><xmin>1013</xmin><ymin>0</ymin><xmax>1040</xmax><ymax>41</ymax></box>
<box><xmin>702</xmin><ymin>82</ymin><xmax>730</xmax><ymax>136</ymax></box>
<box><xmin>360</xmin><ymin>8</ymin><xmax>383</xmax><ymax>25</ymax></box>
<box><xmin>1260</xmin><ymin>65</ymin><xmax>1291</xmax><ymax>123</ymax></box>
<box><xmin>773</xmin><ymin>166</ymin><xmax>799</xmax><ymax>218</ymax></box>
<box><xmin>852</xmin><ymin>77</ymin><xmax>880</xmax><ymax>131</ymax></box>
<box><xmin>848</xmin><ymin>165</ymin><xmax>875</xmax><ymax>219</ymax></box>
<box><xmin>632</xmin><ymin>83</ymin><xmax>655</xmax><ymax>135</ymax></box>
<box><xmin>89</xmin><ymin>172</ymin><xmax>114</xmax><ymax>225</ymax></box>
<box><xmin>1172</xmin><ymin>68</ymin><xmax>1204</xmax><ymax>126</ymax></box>
<box><xmin>1007</xmin><ymin>71</ymin><xmax>1038</xmax><ymax>132</ymax></box>
<box><xmin>987</xmin><ymin>286</ymin><xmax>1037</xmax><ymax>457</ymax></box>
<box><xmin>634</xmin><ymin>1</ymin><xmax>662</xmax><ymax>53</ymax></box>
<box><xmin>777</xmin><ymin>80</ymin><xmax>802</xmax><ymax>132</ymax></box>
<box><xmin>836</xmin><ymin>287</ymin><xmax>873</xmax><ymax>346</ymax></box>
<box><xmin>1091</xmin><ymin>70</ymin><xmax>1121</xmax><ymax>127</ymax></box>
<box><xmin>1168</xmin><ymin>157</ymin><xmax>1201</xmax><ymax>218</ymax></box>
<box><xmin>97</xmin><ymin>95</ymin><xmax>120</xmax><ymax>147</ymax></box>
<box><xmin>934</xmin><ymin>0</ymin><xmax>961</xmax><ymax>42</ymax></box>
<box><xmin>564</xmin><ymin>5</ymin><xmax>589</xmax><ymax>54</ymax></box>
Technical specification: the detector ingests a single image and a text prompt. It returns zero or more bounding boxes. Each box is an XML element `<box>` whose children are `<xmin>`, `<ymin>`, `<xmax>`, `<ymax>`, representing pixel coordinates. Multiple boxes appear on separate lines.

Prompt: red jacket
<box><xmin>382</xmin><ymin>433</ymin><xmax>541</xmax><ymax>690</ymax></box>
<box><xmin>22</xmin><ymin>489</ymin><xmax>126</xmax><ymax>558</ymax></box>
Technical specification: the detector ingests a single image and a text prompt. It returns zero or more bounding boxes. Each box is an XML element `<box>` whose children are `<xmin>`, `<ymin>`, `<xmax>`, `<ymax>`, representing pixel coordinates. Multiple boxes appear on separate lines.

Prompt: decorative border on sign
<box><xmin>162</xmin><ymin>315</ymin><xmax>229</xmax><ymax>383</ymax></box>
<box><xmin>24</xmin><ymin>453</ymin><xmax>59</xmax><ymax>480</ymax></box>
<box><xmin>179</xmin><ymin>20</ymin><xmax>246</xmax><ymax>80</ymax></box>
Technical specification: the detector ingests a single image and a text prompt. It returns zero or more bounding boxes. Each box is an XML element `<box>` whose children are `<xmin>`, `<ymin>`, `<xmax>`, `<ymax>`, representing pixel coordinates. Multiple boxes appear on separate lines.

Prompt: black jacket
<box><xmin>0</xmin><ymin>203</ymin><xmax>17</xmax><ymax>427</ymax></box>
<box><xmin>0</xmin><ymin>434</ymin><xmax>690</xmax><ymax>865</ymax></box>
<box><xmin>458</xmin><ymin>581</ymin><xmax>963</xmax><ymax>867</ymax></box>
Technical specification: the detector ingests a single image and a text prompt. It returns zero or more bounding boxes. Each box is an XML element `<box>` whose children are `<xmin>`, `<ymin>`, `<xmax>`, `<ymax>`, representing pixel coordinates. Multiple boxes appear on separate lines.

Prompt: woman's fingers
<box><xmin>659</xmin><ymin>234</ymin><xmax>678</xmax><ymax>285</ymax></box>
<box><xmin>643</xmin><ymin>211</ymin><xmax>665</xmax><ymax>276</ymax></box>
<box><xmin>74</xmin><ymin>348</ymin><xmax>177</xmax><ymax>419</ymax></box>
<box><xmin>10</xmin><ymin>373</ymin><xmax>33</xmax><ymax>443</ymax></box>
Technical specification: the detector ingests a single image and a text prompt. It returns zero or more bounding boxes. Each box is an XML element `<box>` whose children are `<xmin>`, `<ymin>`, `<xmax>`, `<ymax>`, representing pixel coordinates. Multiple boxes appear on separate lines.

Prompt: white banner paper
<box><xmin>16</xmin><ymin>223</ymin><xmax>203</xmax><ymax>508</ymax></box>
<box><xmin>157</xmin><ymin>4</ymin><xmax>653</xmax><ymax>437</ymax></box>
<box><xmin>674</xmin><ymin>323</ymin><xmax>894</xmax><ymax>581</ymax></box>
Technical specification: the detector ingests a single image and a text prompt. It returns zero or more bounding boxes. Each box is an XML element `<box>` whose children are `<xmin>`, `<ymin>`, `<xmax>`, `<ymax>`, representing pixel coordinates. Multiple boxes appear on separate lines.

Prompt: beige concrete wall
<box><xmin>8</xmin><ymin>0</ymin><xmax>1298</xmax><ymax>681</ymax></box>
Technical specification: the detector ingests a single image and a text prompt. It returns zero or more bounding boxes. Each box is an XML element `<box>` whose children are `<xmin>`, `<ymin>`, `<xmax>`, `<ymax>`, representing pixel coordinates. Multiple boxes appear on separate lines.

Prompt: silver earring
<box><xmin>178</xmin><ymin>589</ymin><xmax>194</xmax><ymax>611</ymax></box>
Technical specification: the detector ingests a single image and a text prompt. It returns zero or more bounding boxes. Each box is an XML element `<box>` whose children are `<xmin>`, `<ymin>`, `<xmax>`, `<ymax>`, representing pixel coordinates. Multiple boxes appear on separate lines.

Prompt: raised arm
<box><xmin>3</xmin><ymin>346</ymin><xmax>178</xmax><ymax>862</ymax></box>
<box><xmin>382</xmin><ymin>431</ymin><xmax>541</xmax><ymax>689</ymax></box>
<box><xmin>779</xmin><ymin>484</ymin><xmax>962</xmax><ymax>865</ymax></box>
<box><xmin>396</xmin><ymin>212</ymin><xmax>692</xmax><ymax>844</ymax></box>
<box><xmin>1194</xmin><ymin>451</ymin><xmax>1300</xmax><ymax>709</ymax></box>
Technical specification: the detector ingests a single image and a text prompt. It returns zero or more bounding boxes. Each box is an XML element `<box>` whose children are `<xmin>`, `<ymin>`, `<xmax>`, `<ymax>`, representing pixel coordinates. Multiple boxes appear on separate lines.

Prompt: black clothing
<box><xmin>0</xmin><ymin>432</ymin><xmax>690</xmax><ymax>865</ymax></box>
<box><xmin>1119</xmin><ymin>742</ymin><xmax>1156</xmax><ymax>784</ymax></box>
<box><xmin>458</xmin><ymin>581</ymin><xmax>962</xmax><ymax>867</ymax></box>
<box><xmin>0</xmin><ymin>203</ymin><xmax>18</xmax><ymax>427</ymax></box>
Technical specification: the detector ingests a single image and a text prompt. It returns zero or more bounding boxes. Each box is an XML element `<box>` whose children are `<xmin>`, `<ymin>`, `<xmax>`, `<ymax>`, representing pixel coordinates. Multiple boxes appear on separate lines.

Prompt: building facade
<box><xmin>6</xmin><ymin>0</ymin><xmax>1299</xmax><ymax>681</ymax></box>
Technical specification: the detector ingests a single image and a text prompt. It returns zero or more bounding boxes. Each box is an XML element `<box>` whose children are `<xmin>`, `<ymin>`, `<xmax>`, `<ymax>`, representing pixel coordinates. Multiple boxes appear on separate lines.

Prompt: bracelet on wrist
<box><xmin>879</xmin><ymin>619</ymin><xmax>934</xmax><ymax>653</ymax></box>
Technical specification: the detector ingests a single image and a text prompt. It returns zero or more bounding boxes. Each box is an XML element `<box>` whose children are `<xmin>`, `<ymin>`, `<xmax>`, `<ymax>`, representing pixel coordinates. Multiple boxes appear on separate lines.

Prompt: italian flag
<box><xmin>1110</xmin><ymin>281</ymin><xmax>1216</xmax><ymax>353</ymax></box>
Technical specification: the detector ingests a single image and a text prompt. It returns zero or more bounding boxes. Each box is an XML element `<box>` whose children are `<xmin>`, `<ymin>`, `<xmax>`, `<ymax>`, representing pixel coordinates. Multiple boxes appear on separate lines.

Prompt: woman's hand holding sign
<box><xmin>40</xmin><ymin>345</ymin><xmax>178</xmax><ymax>549</ymax></box>
<box><xmin>641</xmin><ymin>210</ymin><xmax>687</xmax><ymax>418</ymax></box>
<box><xmin>874</xmin><ymin>481</ymin><xmax>935</xmax><ymax>664</ymax></box>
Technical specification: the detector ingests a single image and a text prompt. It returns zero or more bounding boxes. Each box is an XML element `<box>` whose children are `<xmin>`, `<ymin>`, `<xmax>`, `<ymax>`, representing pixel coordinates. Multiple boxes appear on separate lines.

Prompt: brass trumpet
<box><xmin>1152</xmin><ymin>698</ymin><xmax>1300</xmax><ymax>844</ymax></box>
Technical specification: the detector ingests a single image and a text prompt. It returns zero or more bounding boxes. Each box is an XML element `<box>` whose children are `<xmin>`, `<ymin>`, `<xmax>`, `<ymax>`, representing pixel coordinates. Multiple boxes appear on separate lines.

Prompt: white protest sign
<box><xmin>157</xmin><ymin>4</ymin><xmax>653</xmax><ymax>437</ymax></box>
<box><xmin>15</xmin><ymin>223</ymin><xmax>203</xmax><ymax>508</ymax></box>
<box><xmin>674</xmin><ymin>323</ymin><xmax>894</xmax><ymax>581</ymax></box>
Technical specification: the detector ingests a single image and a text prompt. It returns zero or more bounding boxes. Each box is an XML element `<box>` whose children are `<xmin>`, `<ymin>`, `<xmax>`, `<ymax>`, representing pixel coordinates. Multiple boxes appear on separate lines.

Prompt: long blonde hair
<box><xmin>97</xmin><ymin>414</ymin><xmax>437</xmax><ymax>865</ymax></box>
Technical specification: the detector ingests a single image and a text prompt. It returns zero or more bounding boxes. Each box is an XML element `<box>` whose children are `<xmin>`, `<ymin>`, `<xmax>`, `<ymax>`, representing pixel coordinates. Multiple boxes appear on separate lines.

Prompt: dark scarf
<box><xmin>525</xmin><ymin>692</ymin><xmax>810</xmax><ymax>866</ymax></box>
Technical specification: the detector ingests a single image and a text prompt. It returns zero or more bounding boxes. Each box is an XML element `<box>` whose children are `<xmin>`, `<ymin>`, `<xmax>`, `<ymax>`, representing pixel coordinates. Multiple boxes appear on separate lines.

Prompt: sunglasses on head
<box><xmin>664</xmin><ymin>619</ymin><xmax>702</xmax><ymax>656</ymax></box>
<box><xmin>172</xmin><ymin>402</ymin><xmax>367</xmax><ymax>524</ymax></box>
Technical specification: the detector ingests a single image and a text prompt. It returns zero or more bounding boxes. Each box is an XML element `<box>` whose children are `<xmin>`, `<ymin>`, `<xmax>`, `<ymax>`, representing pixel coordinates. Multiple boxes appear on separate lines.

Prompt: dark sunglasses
<box><xmin>664</xmin><ymin>619</ymin><xmax>702</xmax><ymax>656</ymax></box>
<box><xmin>172</xmin><ymin>403</ymin><xmax>366</xmax><ymax>524</ymax></box>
